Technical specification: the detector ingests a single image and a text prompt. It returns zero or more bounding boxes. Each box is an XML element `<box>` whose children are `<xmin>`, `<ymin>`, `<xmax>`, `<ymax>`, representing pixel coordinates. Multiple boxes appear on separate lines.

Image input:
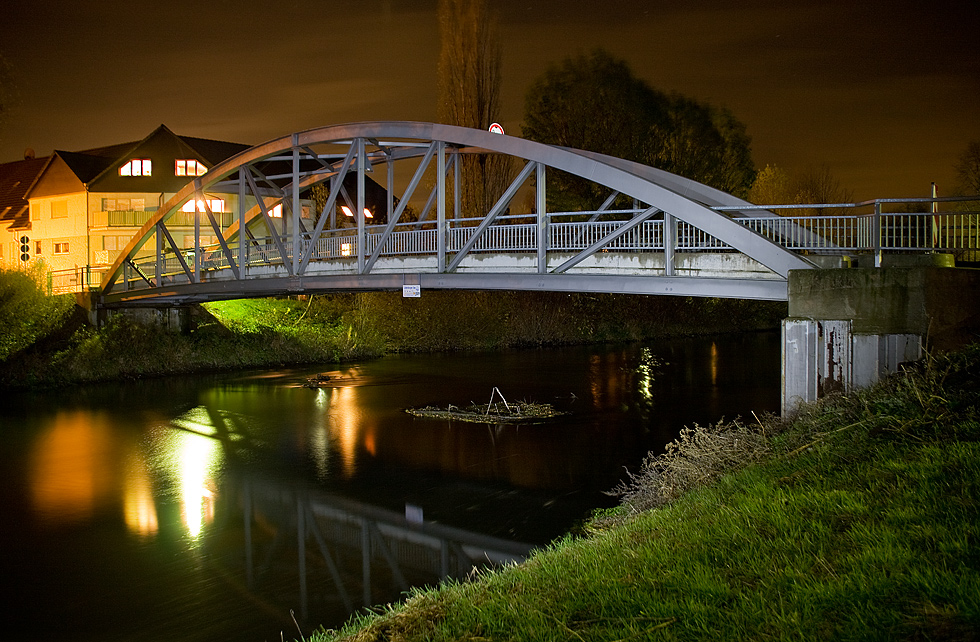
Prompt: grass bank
<box><xmin>0</xmin><ymin>273</ymin><xmax>380</xmax><ymax>387</ymax></box>
<box><xmin>313</xmin><ymin>345</ymin><xmax>980</xmax><ymax>641</ymax></box>
<box><xmin>0</xmin><ymin>266</ymin><xmax>785</xmax><ymax>388</ymax></box>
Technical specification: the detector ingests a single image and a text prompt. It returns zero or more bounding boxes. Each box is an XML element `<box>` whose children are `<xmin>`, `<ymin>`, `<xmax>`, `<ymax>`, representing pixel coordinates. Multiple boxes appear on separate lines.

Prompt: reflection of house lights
<box><xmin>178</xmin><ymin>432</ymin><xmax>219</xmax><ymax>538</ymax></box>
<box><xmin>167</xmin><ymin>408</ymin><xmax>223</xmax><ymax>540</ymax></box>
<box><xmin>123</xmin><ymin>452</ymin><xmax>158</xmax><ymax>538</ymax></box>
<box><xmin>341</xmin><ymin>206</ymin><xmax>373</xmax><ymax>218</ymax></box>
<box><xmin>331</xmin><ymin>387</ymin><xmax>361</xmax><ymax>478</ymax></box>
<box><xmin>30</xmin><ymin>411</ymin><xmax>113</xmax><ymax>524</ymax></box>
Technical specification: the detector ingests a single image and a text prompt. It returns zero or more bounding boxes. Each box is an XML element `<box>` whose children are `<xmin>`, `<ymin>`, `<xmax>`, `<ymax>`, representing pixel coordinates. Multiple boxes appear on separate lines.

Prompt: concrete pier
<box><xmin>782</xmin><ymin>267</ymin><xmax>980</xmax><ymax>414</ymax></box>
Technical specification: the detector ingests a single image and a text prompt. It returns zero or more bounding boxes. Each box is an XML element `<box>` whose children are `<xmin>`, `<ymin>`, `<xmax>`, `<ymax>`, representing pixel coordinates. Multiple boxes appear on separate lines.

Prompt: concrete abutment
<box><xmin>782</xmin><ymin>267</ymin><xmax>980</xmax><ymax>414</ymax></box>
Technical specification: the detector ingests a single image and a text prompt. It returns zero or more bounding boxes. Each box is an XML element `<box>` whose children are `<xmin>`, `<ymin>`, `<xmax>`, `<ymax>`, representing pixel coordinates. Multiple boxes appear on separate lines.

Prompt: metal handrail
<box><xmin>52</xmin><ymin>194</ymin><xmax>980</xmax><ymax>294</ymax></box>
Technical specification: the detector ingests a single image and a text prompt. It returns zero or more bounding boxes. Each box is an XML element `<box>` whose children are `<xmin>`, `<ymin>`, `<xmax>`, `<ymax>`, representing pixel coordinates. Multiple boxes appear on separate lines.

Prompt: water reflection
<box><xmin>31</xmin><ymin>410</ymin><xmax>116</xmax><ymax>524</ymax></box>
<box><xmin>123</xmin><ymin>449</ymin><xmax>158</xmax><ymax>537</ymax></box>
<box><xmin>330</xmin><ymin>385</ymin><xmax>365</xmax><ymax>478</ymax></box>
<box><xmin>3</xmin><ymin>334</ymin><xmax>782</xmax><ymax>641</ymax></box>
<box><xmin>239</xmin><ymin>474</ymin><xmax>533</xmax><ymax>627</ymax></box>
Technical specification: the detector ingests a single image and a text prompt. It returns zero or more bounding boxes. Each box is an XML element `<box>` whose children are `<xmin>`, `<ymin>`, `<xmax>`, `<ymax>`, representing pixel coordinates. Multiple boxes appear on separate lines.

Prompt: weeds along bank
<box><xmin>316</xmin><ymin>345</ymin><xmax>980</xmax><ymax>642</ymax></box>
<box><xmin>0</xmin><ymin>267</ymin><xmax>785</xmax><ymax>388</ymax></box>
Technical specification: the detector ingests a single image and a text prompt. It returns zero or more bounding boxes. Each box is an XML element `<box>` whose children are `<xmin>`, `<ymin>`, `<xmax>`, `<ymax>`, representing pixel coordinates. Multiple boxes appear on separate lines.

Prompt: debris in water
<box><xmin>406</xmin><ymin>387</ymin><xmax>567</xmax><ymax>424</ymax></box>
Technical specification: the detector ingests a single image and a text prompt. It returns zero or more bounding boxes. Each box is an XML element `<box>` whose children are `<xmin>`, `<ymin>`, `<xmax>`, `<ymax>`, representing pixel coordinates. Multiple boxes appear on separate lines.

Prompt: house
<box><xmin>9</xmin><ymin>125</ymin><xmax>251</xmax><ymax>280</ymax></box>
<box><xmin>0</xmin><ymin>151</ymin><xmax>49</xmax><ymax>266</ymax></box>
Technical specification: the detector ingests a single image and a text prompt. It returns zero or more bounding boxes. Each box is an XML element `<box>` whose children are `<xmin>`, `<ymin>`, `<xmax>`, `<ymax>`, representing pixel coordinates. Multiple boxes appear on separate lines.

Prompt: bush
<box><xmin>0</xmin><ymin>265</ymin><xmax>76</xmax><ymax>362</ymax></box>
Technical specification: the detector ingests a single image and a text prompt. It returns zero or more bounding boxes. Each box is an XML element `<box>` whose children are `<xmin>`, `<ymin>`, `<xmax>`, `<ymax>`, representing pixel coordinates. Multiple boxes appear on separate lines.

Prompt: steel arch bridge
<box><xmin>98</xmin><ymin>121</ymin><xmax>816</xmax><ymax>308</ymax></box>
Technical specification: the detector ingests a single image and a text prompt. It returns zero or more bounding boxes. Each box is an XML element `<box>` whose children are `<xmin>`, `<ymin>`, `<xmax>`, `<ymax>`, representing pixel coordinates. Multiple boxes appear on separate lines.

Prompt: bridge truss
<box><xmin>99</xmin><ymin>122</ymin><xmax>816</xmax><ymax>307</ymax></box>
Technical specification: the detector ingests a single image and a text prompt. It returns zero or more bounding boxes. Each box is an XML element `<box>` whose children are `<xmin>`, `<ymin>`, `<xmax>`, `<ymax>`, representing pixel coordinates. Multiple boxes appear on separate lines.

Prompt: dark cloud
<box><xmin>1</xmin><ymin>0</ymin><xmax>976</xmax><ymax>199</ymax></box>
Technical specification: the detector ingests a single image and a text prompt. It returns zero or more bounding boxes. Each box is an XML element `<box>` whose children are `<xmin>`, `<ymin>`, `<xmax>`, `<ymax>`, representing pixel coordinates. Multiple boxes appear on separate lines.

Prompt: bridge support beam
<box><xmin>781</xmin><ymin>267</ymin><xmax>980</xmax><ymax>414</ymax></box>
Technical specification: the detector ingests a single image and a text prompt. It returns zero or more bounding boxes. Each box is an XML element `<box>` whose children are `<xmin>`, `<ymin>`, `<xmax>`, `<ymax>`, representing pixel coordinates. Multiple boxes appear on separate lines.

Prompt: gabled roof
<box><xmin>179</xmin><ymin>134</ymin><xmax>252</xmax><ymax>167</ymax></box>
<box><xmin>85</xmin><ymin>124</ymin><xmax>250</xmax><ymax>193</ymax></box>
<box><xmin>0</xmin><ymin>155</ymin><xmax>49</xmax><ymax>231</ymax></box>
<box><xmin>55</xmin><ymin>150</ymin><xmax>116</xmax><ymax>184</ymax></box>
<box><xmin>18</xmin><ymin>125</ymin><xmax>253</xmax><ymax>198</ymax></box>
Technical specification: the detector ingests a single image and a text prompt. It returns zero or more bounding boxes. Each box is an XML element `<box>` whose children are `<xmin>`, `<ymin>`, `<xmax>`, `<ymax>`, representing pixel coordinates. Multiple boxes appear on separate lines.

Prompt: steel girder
<box><xmin>99</xmin><ymin>121</ymin><xmax>813</xmax><ymax>304</ymax></box>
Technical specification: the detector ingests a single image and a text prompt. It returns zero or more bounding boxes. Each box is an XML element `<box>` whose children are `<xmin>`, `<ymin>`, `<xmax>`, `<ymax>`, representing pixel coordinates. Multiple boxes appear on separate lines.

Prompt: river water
<box><xmin>0</xmin><ymin>332</ymin><xmax>780</xmax><ymax>641</ymax></box>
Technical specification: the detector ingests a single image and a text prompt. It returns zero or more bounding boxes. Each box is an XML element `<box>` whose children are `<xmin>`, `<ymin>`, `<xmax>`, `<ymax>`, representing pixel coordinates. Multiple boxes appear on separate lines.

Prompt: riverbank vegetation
<box><xmin>0</xmin><ymin>266</ymin><xmax>784</xmax><ymax>388</ymax></box>
<box><xmin>314</xmin><ymin>344</ymin><xmax>980</xmax><ymax>641</ymax></box>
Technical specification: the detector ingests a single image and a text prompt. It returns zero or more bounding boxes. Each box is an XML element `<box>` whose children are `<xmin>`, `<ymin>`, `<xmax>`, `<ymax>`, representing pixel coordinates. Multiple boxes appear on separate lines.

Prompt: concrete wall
<box><xmin>782</xmin><ymin>267</ymin><xmax>978</xmax><ymax>414</ymax></box>
<box><xmin>788</xmin><ymin>267</ymin><xmax>980</xmax><ymax>352</ymax></box>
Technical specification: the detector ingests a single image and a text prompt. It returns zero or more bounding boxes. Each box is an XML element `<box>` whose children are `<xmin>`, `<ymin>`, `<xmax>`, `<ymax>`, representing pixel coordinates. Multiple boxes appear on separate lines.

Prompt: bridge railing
<box><xmin>61</xmin><ymin>197</ymin><xmax>980</xmax><ymax>295</ymax></box>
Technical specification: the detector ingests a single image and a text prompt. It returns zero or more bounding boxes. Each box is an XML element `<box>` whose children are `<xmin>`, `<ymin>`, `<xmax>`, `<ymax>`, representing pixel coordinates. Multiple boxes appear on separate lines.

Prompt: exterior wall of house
<box><xmin>87</xmin><ymin>190</ymin><xmax>241</xmax><ymax>268</ymax></box>
<box><xmin>27</xmin><ymin>191</ymin><xmax>89</xmax><ymax>273</ymax></box>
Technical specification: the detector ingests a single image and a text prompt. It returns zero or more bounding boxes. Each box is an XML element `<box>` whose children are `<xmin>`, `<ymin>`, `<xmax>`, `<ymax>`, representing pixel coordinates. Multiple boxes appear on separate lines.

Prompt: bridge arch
<box><xmin>99</xmin><ymin>121</ymin><xmax>814</xmax><ymax>306</ymax></box>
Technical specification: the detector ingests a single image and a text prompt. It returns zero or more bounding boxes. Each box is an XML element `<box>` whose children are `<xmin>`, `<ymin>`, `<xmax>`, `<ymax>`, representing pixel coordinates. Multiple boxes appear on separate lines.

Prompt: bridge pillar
<box><xmin>781</xmin><ymin>267</ymin><xmax>980</xmax><ymax>414</ymax></box>
<box><xmin>86</xmin><ymin>295</ymin><xmax>196</xmax><ymax>332</ymax></box>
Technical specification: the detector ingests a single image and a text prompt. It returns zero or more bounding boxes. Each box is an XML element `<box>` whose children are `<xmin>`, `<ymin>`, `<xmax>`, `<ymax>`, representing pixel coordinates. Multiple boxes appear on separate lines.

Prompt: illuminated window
<box><xmin>53</xmin><ymin>242</ymin><xmax>70</xmax><ymax>254</ymax></box>
<box><xmin>340</xmin><ymin>205</ymin><xmax>373</xmax><ymax>219</ymax></box>
<box><xmin>119</xmin><ymin>159</ymin><xmax>152</xmax><ymax>177</ymax></box>
<box><xmin>51</xmin><ymin>200</ymin><xmax>68</xmax><ymax>219</ymax></box>
<box><xmin>175</xmin><ymin>159</ymin><xmax>207</xmax><ymax>177</ymax></box>
<box><xmin>181</xmin><ymin>198</ymin><xmax>225</xmax><ymax>213</ymax></box>
<box><xmin>268</xmin><ymin>204</ymin><xmax>283</xmax><ymax>218</ymax></box>
<box><xmin>102</xmin><ymin>198</ymin><xmax>144</xmax><ymax>212</ymax></box>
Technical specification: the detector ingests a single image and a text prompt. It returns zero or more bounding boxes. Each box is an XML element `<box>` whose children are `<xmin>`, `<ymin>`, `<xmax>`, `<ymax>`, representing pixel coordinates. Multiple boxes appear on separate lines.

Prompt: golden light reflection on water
<box><xmin>166</xmin><ymin>408</ymin><xmax>223</xmax><ymax>540</ymax></box>
<box><xmin>31</xmin><ymin>411</ymin><xmax>115</xmax><ymax>524</ymax></box>
<box><xmin>638</xmin><ymin>347</ymin><xmax>655</xmax><ymax>403</ymax></box>
<box><xmin>331</xmin><ymin>386</ymin><xmax>362</xmax><ymax>478</ymax></box>
<box><xmin>123</xmin><ymin>450</ymin><xmax>158</xmax><ymax>538</ymax></box>
<box><xmin>710</xmin><ymin>341</ymin><xmax>719</xmax><ymax>387</ymax></box>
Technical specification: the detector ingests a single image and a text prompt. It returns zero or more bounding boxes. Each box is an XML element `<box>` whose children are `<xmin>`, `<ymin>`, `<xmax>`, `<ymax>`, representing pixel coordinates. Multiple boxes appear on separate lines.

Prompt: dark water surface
<box><xmin>0</xmin><ymin>332</ymin><xmax>780</xmax><ymax>641</ymax></box>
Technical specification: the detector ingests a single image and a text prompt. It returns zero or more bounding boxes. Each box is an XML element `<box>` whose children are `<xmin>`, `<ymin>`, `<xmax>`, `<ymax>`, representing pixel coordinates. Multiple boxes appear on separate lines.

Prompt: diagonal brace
<box><xmin>553</xmin><ymin>205</ymin><xmax>662</xmax><ymax>274</ymax></box>
<box><xmin>243</xmin><ymin>166</ymin><xmax>293</xmax><ymax>275</ymax></box>
<box><xmin>447</xmin><ymin>160</ymin><xmax>537</xmax><ymax>272</ymax></box>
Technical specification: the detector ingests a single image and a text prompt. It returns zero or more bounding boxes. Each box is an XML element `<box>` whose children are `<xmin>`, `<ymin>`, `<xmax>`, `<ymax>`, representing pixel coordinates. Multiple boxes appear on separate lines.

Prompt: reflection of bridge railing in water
<box><xmin>49</xmin><ymin>197</ymin><xmax>980</xmax><ymax>295</ymax></box>
<box><xmin>238</xmin><ymin>477</ymin><xmax>534</xmax><ymax>624</ymax></box>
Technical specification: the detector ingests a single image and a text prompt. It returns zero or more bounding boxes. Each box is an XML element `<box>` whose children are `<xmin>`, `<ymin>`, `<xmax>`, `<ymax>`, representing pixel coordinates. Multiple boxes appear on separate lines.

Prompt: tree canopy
<box><xmin>748</xmin><ymin>164</ymin><xmax>853</xmax><ymax>216</ymax></box>
<box><xmin>521</xmin><ymin>50</ymin><xmax>755</xmax><ymax>210</ymax></box>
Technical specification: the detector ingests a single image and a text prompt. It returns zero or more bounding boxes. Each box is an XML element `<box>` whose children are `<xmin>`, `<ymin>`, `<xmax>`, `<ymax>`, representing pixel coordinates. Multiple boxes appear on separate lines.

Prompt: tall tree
<box><xmin>522</xmin><ymin>49</ymin><xmax>756</xmax><ymax>210</ymax></box>
<box><xmin>0</xmin><ymin>53</ymin><xmax>15</xmax><ymax>144</ymax></box>
<box><xmin>437</xmin><ymin>0</ymin><xmax>511</xmax><ymax>218</ymax></box>
<box><xmin>954</xmin><ymin>141</ymin><xmax>980</xmax><ymax>196</ymax></box>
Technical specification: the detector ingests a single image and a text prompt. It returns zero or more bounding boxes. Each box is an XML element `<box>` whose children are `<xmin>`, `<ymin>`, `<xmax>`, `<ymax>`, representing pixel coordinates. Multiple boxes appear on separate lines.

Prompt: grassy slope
<box><xmin>316</xmin><ymin>347</ymin><xmax>980</xmax><ymax>642</ymax></box>
<box><xmin>0</xmin><ymin>293</ymin><xmax>379</xmax><ymax>388</ymax></box>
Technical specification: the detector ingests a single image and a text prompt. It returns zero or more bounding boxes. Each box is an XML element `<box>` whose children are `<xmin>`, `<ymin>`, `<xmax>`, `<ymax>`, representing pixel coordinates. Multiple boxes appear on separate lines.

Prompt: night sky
<box><xmin>1</xmin><ymin>0</ymin><xmax>977</xmax><ymax>200</ymax></box>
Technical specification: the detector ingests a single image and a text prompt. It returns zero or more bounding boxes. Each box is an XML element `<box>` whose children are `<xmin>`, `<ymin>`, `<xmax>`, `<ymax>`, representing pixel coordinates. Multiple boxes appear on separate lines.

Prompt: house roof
<box><xmin>55</xmin><ymin>149</ymin><xmax>117</xmax><ymax>184</ymax></box>
<box><xmin>0</xmin><ymin>155</ymin><xmax>49</xmax><ymax>232</ymax></box>
<box><xmin>13</xmin><ymin>125</ymin><xmax>253</xmax><ymax>199</ymax></box>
